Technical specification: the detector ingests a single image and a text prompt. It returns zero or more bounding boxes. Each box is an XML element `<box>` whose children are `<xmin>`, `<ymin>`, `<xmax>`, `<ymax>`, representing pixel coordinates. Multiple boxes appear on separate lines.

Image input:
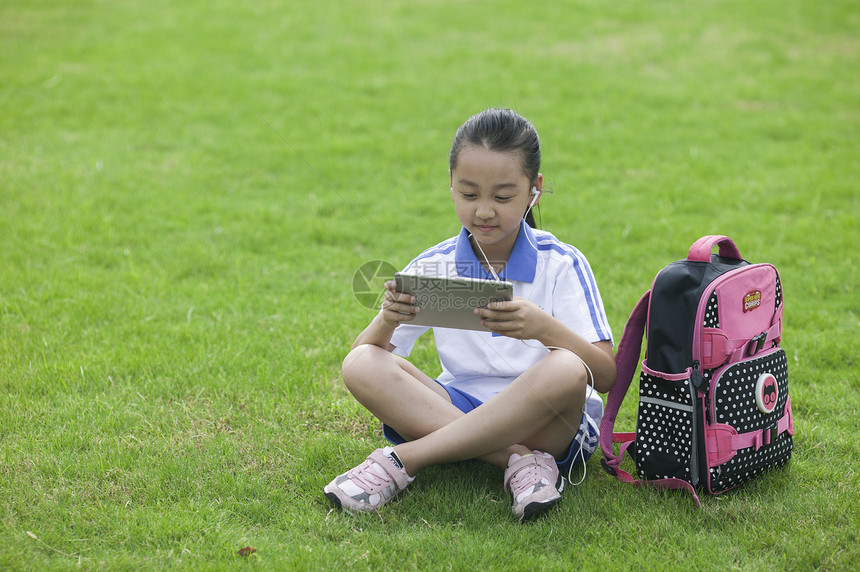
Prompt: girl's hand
<box><xmin>474</xmin><ymin>297</ymin><xmax>551</xmax><ymax>340</ymax></box>
<box><xmin>380</xmin><ymin>280</ymin><xmax>420</xmax><ymax>326</ymax></box>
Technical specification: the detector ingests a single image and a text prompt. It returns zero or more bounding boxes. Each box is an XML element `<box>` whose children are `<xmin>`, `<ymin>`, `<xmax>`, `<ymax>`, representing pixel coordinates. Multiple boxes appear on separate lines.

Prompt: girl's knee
<box><xmin>341</xmin><ymin>344</ymin><xmax>373</xmax><ymax>383</ymax></box>
<box><xmin>545</xmin><ymin>349</ymin><xmax>589</xmax><ymax>395</ymax></box>
<box><xmin>341</xmin><ymin>344</ymin><xmax>389</xmax><ymax>391</ymax></box>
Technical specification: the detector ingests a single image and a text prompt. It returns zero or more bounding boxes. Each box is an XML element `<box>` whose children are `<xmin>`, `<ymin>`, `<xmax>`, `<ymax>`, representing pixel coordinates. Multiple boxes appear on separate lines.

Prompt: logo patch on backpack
<box><xmin>743</xmin><ymin>290</ymin><xmax>762</xmax><ymax>313</ymax></box>
<box><xmin>755</xmin><ymin>373</ymin><xmax>779</xmax><ymax>414</ymax></box>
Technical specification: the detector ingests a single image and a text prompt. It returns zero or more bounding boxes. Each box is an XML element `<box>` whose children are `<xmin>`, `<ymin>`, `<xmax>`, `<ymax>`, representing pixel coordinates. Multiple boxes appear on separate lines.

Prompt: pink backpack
<box><xmin>600</xmin><ymin>236</ymin><xmax>794</xmax><ymax>506</ymax></box>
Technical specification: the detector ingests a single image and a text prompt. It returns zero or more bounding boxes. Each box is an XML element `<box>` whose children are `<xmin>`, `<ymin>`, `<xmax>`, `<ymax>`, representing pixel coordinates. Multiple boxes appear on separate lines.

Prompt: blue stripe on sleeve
<box><xmin>537</xmin><ymin>240</ymin><xmax>612</xmax><ymax>342</ymax></box>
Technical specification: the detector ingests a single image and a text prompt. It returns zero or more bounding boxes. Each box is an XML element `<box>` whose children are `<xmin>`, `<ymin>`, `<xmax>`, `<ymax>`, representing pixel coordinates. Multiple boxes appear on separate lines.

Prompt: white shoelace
<box><xmin>350</xmin><ymin>460</ymin><xmax>392</xmax><ymax>492</ymax></box>
<box><xmin>508</xmin><ymin>458</ymin><xmax>546</xmax><ymax>502</ymax></box>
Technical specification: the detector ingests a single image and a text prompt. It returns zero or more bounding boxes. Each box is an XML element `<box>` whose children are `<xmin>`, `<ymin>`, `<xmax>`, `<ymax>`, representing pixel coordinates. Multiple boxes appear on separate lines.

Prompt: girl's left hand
<box><xmin>474</xmin><ymin>297</ymin><xmax>550</xmax><ymax>340</ymax></box>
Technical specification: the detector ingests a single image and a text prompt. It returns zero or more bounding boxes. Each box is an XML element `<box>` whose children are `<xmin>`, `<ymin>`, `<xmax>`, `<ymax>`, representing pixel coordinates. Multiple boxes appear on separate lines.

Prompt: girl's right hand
<box><xmin>380</xmin><ymin>280</ymin><xmax>420</xmax><ymax>325</ymax></box>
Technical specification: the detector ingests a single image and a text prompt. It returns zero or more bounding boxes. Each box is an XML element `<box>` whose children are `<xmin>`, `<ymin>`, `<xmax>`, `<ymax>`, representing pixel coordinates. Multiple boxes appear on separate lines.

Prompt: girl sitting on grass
<box><xmin>324</xmin><ymin>108</ymin><xmax>616</xmax><ymax>522</ymax></box>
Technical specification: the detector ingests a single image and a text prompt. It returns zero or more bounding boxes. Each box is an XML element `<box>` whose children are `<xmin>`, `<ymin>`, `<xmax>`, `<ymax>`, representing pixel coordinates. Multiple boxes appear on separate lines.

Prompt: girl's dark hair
<box><xmin>449</xmin><ymin>108</ymin><xmax>541</xmax><ymax>227</ymax></box>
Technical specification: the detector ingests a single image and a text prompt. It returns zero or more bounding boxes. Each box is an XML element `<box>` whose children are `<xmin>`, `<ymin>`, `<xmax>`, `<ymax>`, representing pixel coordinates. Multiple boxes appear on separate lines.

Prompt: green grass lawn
<box><xmin>2</xmin><ymin>0</ymin><xmax>858</xmax><ymax>569</ymax></box>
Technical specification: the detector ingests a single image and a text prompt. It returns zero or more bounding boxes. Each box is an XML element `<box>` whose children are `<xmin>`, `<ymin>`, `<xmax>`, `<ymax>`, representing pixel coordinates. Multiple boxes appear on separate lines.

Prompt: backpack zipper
<box><xmin>691</xmin><ymin>275</ymin><xmax>728</xmax><ymax>490</ymax></box>
<box><xmin>689</xmin><ymin>362</ymin><xmax>702</xmax><ymax>487</ymax></box>
<box><xmin>692</xmin><ymin>360</ymin><xmax>712</xmax><ymax>425</ymax></box>
<box><xmin>690</xmin><ymin>263</ymin><xmax>773</xmax><ymax>490</ymax></box>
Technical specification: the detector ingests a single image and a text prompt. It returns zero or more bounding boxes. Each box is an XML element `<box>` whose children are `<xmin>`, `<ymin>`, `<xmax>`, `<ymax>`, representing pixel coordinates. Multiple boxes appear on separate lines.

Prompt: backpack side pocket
<box><xmin>635</xmin><ymin>363</ymin><xmax>696</xmax><ymax>483</ymax></box>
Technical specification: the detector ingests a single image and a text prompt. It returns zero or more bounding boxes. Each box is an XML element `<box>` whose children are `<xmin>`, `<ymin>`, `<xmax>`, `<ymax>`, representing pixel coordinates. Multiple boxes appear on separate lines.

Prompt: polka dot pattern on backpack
<box><xmin>708</xmin><ymin>349</ymin><xmax>792</xmax><ymax>492</ymax></box>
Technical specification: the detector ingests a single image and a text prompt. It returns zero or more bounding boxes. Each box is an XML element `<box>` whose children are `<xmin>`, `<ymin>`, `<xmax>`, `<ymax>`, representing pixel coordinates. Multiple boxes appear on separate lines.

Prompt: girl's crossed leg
<box><xmin>327</xmin><ymin>343</ymin><xmax>589</xmax><ymax>519</ymax></box>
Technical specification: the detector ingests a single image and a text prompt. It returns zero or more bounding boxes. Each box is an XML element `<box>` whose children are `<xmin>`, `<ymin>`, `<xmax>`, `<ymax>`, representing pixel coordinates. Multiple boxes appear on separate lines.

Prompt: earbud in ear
<box><xmin>528</xmin><ymin>186</ymin><xmax>541</xmax><ymax>208</ymax></box>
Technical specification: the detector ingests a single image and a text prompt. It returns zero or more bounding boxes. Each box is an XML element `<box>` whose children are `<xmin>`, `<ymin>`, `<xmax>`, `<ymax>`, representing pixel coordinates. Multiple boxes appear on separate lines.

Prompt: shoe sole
<box><xmin>519</xmin><ymin>472</ymin><xmax>565</xmax><ymax>523</ymax></box>
<box><xmin>324</xmin><ymin>490</ymin><xmax>373</xmax><ymax>515</ymax></box>
<box><xmin>520</xmin><ymin>493</ymin><xmax>562</xmax><ymax>522</ymax></box>
<box><xmin>324</xmin><ymin>491</ymin><xmax>343</xmax><ymax>511</ymax></box>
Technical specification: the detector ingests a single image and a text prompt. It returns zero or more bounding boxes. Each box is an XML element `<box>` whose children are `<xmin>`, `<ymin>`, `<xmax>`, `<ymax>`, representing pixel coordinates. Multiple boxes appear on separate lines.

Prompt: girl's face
<box><xmin>450</xmin><ymin>145</ymin><xmax>541</xmax><ymax>258</ymax></box>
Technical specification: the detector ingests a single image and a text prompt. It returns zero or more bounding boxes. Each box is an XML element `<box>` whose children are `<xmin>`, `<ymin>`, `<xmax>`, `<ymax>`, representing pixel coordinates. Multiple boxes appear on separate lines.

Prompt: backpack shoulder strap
<box><xmin>600</xmin><ymin>290</ymin><xmax>650</xmax><ymax>470</ymax></box>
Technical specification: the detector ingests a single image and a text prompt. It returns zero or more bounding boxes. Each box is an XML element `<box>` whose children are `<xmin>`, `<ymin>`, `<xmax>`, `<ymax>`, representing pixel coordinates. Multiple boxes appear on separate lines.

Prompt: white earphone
<box><xmin>529</xmin><ymin>186</ymin><xmax>541</xmax><ymax>209</ymax></box>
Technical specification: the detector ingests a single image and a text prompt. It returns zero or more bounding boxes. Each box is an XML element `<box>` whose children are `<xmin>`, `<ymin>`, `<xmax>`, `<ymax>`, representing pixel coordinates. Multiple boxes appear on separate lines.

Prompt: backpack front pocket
<box><xmin>705</xmin><ymin>348</ymin><xmax>793</xmax><ymax>493</ymax></box>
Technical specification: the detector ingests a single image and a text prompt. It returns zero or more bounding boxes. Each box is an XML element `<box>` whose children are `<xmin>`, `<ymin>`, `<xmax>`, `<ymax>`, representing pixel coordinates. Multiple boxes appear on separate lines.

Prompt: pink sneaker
<box><xmin>504</xmin><ymin>451</ymin><xmax>564</xmax><ymax>522</ymax></box>
<box><xmin>324</xmin><ymin>447</ymin><xmax>413</xmax><ymax>513</ymax></box>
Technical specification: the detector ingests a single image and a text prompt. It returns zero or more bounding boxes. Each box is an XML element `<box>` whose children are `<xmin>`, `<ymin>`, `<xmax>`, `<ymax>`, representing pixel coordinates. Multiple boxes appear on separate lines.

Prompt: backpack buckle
<box><xmin>749</xmin><ymin>332</ymin><xmax>767</xmax><ymax>355</ymax></box>
<box><xmin>763</xmin><ymin>424</ymin><xmax>779</xmax><ymax>447</ymax></box>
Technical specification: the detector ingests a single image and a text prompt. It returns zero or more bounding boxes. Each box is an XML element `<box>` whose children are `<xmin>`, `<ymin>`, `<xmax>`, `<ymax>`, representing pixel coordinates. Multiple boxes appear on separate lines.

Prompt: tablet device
<box><xmin>394</xmin><ymin>272</ymin><xmax>513</xmax><ymax>331</ymax></box>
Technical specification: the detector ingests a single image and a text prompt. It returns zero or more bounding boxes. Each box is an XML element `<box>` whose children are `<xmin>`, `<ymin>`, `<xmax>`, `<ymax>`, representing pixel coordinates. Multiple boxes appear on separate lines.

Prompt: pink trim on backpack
<box><xmin>705</xmin><ymin>397</ymin><xmax>794</xmax><ymax>467</ymax></box>
<box><xmin>696</xmin><ymin>265</ymin><xmax>782</xmax><ymax>369</ymax></box>
<box><xmin>641</xmin><ymin>362</ymin><xmax>693</xmax><ymax>381</ymax></box>
<box><xmin>700</xmin><ymin>317</ymin><xmax>782</xmax><ymax>369</ymax></box>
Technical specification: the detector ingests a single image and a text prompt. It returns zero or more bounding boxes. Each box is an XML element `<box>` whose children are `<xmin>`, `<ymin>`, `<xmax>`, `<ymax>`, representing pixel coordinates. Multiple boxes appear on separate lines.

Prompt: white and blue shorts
<box><xmin>382</xmin><ymin>380</ymin><xmax>600</xmax><ymax>476</ymax></box>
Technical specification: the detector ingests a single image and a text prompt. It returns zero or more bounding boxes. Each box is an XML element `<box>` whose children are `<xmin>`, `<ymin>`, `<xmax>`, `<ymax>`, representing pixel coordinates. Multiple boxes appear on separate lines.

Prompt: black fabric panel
<box><xmin>646</xmin><ymin>255</ymin><xmax>748</xmax><ymax>374</ymax></box>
